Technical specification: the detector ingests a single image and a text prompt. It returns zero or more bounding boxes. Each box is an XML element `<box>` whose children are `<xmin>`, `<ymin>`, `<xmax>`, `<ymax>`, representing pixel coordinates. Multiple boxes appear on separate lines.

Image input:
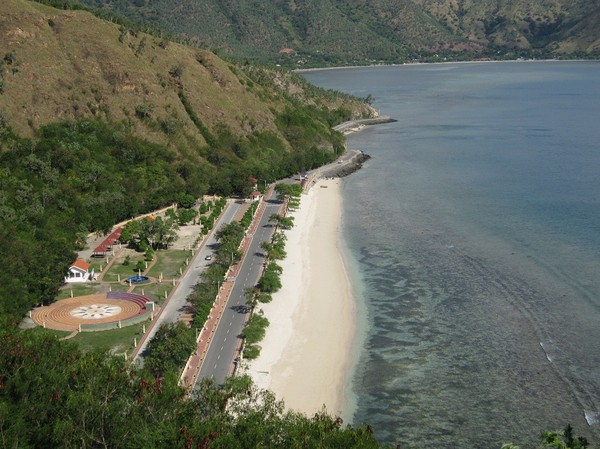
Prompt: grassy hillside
<box><xmin>0</xmin><ymin>0</ymin><xmax>373</xmax><ymax>142</ymax></box>
<box><xmin>78</xmin><ymin>0</ymin><xmax>600</xmax><ymax>66</ymax></box>
<box><xmin>414</xmin><ymin>0</ymin><xmax>600</xmax><ymax>54</ymax></box>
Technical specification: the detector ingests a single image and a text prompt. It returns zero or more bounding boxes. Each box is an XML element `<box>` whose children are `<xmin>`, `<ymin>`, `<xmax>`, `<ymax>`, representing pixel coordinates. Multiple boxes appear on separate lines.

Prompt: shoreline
<box><xmin>293</xmin><ymin>58</ymin><xmax>587</xmax><ymax>73</ymax></box>
<box><xmin>244</xmin><ymin>178</ymin><xmax>356</xmax><ymax>419</ymax></box>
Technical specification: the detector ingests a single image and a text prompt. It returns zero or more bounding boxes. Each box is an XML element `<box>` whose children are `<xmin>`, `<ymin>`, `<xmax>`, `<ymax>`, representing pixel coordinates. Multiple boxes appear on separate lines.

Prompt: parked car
<box><xmin>205</xmin><ymin>255</ymin><xmax>212</xmax><ymax>261</ymax></box>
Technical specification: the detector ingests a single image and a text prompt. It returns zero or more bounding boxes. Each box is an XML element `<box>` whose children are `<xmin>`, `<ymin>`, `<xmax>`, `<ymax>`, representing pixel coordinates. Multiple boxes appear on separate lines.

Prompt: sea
<box><xmin>302</xmin><ymin>61</ymin><xmax>600</xmax><ymax>449</ymax></box>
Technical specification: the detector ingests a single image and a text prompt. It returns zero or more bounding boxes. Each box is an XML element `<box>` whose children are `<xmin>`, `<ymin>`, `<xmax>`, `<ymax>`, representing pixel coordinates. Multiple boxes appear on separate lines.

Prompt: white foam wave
<box><xmin>540</xmin><ymin>341</ymin><xmax>556</xmax><ymax>363</ymax></box>
<box><xmin>584</xmin><ymin>410</ymin><xmax>600</xmax><ymax>426</ymax></box>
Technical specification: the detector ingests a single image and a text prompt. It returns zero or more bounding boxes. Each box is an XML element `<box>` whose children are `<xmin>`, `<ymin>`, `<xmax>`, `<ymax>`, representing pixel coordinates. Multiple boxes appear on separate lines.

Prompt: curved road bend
<box><xmin>133</xmin><ymin>201</ymin><xmax>242</xmax><ymax>366</ymax></box>
<box><xmin>195</xmin><ymin>192</ymin><xmax>283</xmax><ymax>386</ymax></box>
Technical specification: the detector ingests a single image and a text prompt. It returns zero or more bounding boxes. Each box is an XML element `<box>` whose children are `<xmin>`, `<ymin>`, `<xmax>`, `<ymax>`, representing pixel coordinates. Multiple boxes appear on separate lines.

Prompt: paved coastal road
<box><xmin>133</xmin><ymin>201</ymin><xmax>241</xmax><ymax>364</ymax></box>
<box><xmin>195</xmin><ymin>192</ymin><xmax>283</xmax><ymax>386</ymax></box>
<box><xmin>193</xmin><ymin>149</ymin><xmax>369</xmax><ymax>385</ymax></box>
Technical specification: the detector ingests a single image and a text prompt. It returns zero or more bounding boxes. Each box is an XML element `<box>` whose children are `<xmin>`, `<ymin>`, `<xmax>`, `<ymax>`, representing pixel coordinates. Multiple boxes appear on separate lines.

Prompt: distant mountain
<box><xmin>77</xmin><ymin>0</ymin><xmax>600</xmax><ymax>66</ymax></box>
<box><xmin>414</xmin><ymin>0</ymin><xmax>600</xmax><ymax>53</ymax></box>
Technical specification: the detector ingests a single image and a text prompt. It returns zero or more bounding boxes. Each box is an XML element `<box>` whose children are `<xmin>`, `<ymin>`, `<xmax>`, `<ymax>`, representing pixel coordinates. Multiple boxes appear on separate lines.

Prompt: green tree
<box><xmin>177</xmin><ymin>192</ymin><xmax>196</xmax><ymax>209</ymax></box>
<box><xmin>275</xmin><ymin>182</ymin><xmax>302</xmax><ymax>201</ymax></box>
<box><xmin>149</xmin><ymin>216</ymin><xmax>179</xmax><ymax>249</ymax></box>
<box><xmin>214</xmin><ymin>221</ymin><xmax>244</xmax><ymax>266</ymax></box>
<box><xmin>243</xmin><ymin>313</ymin><xmax>269</xmax><ymax>343</ymax></box>
<box><xmin>177</xmin><ymin>207</ymin><xmax>197</xmax><ymax>225</ymax></box>
<box><xmin>261</xmin><ymin>239</ymin><xmax>286</xmax><ymax>260</ymax></box>
<box><xmin>144</xmin><ymin>322</ymin><xmax>196</xmax><ymax>376</ymax></box>
<box><xmin>538</xmin><ymin>425</ymin><xmax>589</xmax><ymax>449</ymax></box>
<box><xmin>258</xmin><ymin>262</ymin><xmax>282</xmax><ymax>293</ymax></box>
<box><xmin>269</xmin><ymin>213</ymin><xmax>294</xmax><ymax>230</ymax></box>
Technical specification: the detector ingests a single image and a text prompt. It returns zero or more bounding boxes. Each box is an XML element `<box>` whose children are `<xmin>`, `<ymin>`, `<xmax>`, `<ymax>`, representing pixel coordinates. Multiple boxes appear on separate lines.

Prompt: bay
<box><xmin>303</xmin><ymin>61</ymin><xmax>600</xmax><ymax>448</ymax></box>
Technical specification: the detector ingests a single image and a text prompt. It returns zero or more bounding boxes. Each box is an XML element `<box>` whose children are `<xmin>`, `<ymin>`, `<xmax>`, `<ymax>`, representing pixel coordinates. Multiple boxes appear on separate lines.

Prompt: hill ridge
<box><xmin>75</xmin><ymin>0</ymin><xmax>600</xmax><ymax>66</ymax></box>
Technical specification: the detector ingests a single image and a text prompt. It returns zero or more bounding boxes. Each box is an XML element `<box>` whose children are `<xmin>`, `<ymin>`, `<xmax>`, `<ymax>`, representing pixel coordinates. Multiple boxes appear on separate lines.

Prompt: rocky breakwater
<box><xmin>333</xmin><ymin>116</ymin><xmax>397</xmax><ymax>135</ymax></box>
<box><xmin>321</xmin><ymin>151</ymin><xmax>371</xmax><ymax>178</ymax></box>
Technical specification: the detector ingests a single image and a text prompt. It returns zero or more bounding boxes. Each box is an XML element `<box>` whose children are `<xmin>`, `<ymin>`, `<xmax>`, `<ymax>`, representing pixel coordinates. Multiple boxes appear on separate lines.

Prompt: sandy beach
<box><xmin>245</xmin><ymin>178</ymin><xmax>356</xmax><ymax>418</ymax></box>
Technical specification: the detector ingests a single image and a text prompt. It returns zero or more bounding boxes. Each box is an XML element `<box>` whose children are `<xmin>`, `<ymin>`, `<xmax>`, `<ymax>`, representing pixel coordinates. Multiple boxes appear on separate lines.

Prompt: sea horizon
<box><xmin>304</xmin><ymin>61</ymin><xmax>600</xmax><ymax>448</ymax></box>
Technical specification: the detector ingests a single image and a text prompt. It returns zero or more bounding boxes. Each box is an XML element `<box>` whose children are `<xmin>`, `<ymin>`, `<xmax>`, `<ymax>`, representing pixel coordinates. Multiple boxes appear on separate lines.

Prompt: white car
<box><xmin>205</xmin><ymin>255</ymin><xmax>212</xmax><ymax>261</ymax></box>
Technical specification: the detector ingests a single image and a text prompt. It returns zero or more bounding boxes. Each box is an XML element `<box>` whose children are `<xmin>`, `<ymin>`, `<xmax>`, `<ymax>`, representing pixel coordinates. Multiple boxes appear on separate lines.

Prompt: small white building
<box><xmin>250</xmin><ymin>190</ymin><xmax>262</xmax><ymax>202</ymax></box>
<box><xmin>65</xmin><ymin>259</ymin><xmax>94</xmax><ymax>283</ymax></box>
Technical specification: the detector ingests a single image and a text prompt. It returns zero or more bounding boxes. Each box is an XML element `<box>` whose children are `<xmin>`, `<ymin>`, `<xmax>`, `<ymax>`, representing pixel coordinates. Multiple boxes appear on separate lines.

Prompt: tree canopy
<box><xmin>0</xmin><ymin>328</ymin><xmax>388</xmax><ymax>448</ymax></box>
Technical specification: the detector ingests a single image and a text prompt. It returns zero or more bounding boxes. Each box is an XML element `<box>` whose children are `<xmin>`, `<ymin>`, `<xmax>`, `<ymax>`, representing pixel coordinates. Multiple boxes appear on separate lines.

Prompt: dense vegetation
<box><xmin>76</xmin><ymin>0</ymin><xmax>600</xmax><ymax>66</ymax></box>
<box><xmin>1</xmin><ymin>325</ymin><xmax>593</xmax><ymax>448</ymax></box>
<box><xmin>0</xmin><ymin>119</ymin><xmax>183</xmax><ymax>321</ymax></box>
<box><xmin>187</xmin><ymin>220</ymin><xmax>245</xmax><ymax>332</ymax></box>
<box><xmin>0</xmin><ymin>113</ymin><xmax>339</xmax><ymax>326</ymax></box>
<box><xmin>0</xmin><ymin>328</ymin><xmax>388</xmax><ymax>448</ymax></box>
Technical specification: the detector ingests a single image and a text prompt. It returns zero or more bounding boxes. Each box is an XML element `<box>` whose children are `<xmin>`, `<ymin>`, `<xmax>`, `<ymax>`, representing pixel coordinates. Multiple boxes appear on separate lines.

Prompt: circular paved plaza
<box><xmin>31</xmin><ymin>294</ymin><xmax>145</xmax><ymax>332</ymax></box>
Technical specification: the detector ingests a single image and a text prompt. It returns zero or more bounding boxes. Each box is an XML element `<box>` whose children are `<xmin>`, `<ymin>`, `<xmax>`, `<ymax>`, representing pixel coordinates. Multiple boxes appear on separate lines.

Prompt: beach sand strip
<box><xmin>245</xmin><ymin>178</ymin><xmax>355</xmax><ymax>418</ymax></box>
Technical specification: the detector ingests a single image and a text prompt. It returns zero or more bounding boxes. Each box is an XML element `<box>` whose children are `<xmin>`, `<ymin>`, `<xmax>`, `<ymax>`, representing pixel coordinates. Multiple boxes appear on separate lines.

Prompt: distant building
<box><xmin>278</xmin><ymin>47</ymin><xmax>295</xmax><ymax>55</ymax></box>
<box><xmin>65</xmin><ymin>259</ymin><xmax>94</xmax><ymax>283</ymax></box>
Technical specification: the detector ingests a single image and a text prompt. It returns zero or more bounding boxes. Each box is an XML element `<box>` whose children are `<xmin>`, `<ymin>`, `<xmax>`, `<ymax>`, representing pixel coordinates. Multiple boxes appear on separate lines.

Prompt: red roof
<box><xmin>71</xmin><ymin>259</ymin><xmax>90</xmax><ymax>271</ymax></box>
<box><xmin>251</xmin><ymin>191</ymin><xmax>261</xmax><ymax>197</ymax></box>
<box><xmin>93</xmin><ymin>245</ymin><xmax>108</xmax><ymax>254</ymax></box>
<box><xmin>93</xmin><ymin>227</ymin><xmax>123</xmax><ymax>253</ymax></box>
<box><xmin>107</xmin><ymin>228</ymin><xmax>122</xmax><ymax>240</ymax></box>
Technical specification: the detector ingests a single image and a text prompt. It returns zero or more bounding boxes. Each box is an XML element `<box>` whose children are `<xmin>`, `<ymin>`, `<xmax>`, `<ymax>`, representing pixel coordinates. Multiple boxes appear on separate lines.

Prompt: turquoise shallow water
<box><xmin>303</xmin><ymin>62</ymin><xmax>600</xmax><ymax>448</ymax></box>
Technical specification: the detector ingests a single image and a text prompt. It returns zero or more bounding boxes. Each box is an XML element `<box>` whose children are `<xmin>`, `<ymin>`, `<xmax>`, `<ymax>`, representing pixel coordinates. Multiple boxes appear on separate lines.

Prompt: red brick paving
<box><xmin>30</xmin><ymin>294</ymin><xmax>144</xmax><ymax>332</ymax></box>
